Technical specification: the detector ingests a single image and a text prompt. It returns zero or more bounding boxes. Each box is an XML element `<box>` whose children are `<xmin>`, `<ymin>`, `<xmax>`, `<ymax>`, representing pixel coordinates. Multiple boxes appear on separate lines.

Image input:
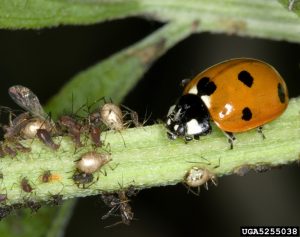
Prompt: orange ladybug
<box><xmin>166</xmin><ymin>58</ymin><xmax>289</xmax><ymax>147</ymax></box>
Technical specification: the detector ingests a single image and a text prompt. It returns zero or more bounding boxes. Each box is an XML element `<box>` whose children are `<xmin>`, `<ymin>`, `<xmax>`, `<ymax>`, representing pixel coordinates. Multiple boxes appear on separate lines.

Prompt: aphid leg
<box><xmin>3</xmin><ymin>145</ymin><xmax>17</xmax><ymax>158</ymax></box>
<box><xmin>224</xmin><ymin>131</ymin><xmax>236</xmax><ymax>149</ymax></box>
<box><xmin>257</xmin><ymin>126</ymin><xmax>266</xmax><ymax>140</ymax></box>
<box><xmin>13</xmin><ymin>142</ymin><xmax>31</xmax><ymax>153</ymax></box>
<box><xmin>140</xmin><ymin>109</ymin><xmax>152</xmax><ymax>127</ymax></box>
<box><xmin>183</xmin><ymin>183</ymin><xmax>201</xmax><ymax>196</ymax></box>
<box><xmin>289</xmin><ymin>0</ymin><xmax>296</xmax><ymax>10</ymax></box>
<box><xmin>116</xmin><ymin>131</ymin><xmax>126</xmax><ymax>148</ymax></box>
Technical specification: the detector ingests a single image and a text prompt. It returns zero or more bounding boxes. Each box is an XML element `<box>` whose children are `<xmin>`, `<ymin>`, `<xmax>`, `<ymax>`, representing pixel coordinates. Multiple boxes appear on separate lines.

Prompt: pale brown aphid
<box><xmin>184</xmin><ymin>167</ymin><xmax>217</xmax><ymax>191</ymax></box>
<box><xmin>76</xmin><ymin>151</ymin><xmax>111</xmax><ymax>174</ymax></box>
<box><xmin>233</xmin><ymin>165</ymin><xmax>252</xmax><ymax>176</ymax></box>
<box><xmin>21</xmin><ymin>118</ymin><xmax>52</xmax><ymax>139</ymax></box>
<box><xmin>100</xmin><ymin>103</ymin><xmax>124</xmax><ymax>131</ymax></box>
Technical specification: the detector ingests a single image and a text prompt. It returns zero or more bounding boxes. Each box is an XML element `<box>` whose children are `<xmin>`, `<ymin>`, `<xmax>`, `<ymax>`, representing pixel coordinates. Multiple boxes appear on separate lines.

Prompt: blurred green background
<box><xmin>0</xmin><ymin>17</ymin><xmax>299</xmax><ymax>236</ymax></box>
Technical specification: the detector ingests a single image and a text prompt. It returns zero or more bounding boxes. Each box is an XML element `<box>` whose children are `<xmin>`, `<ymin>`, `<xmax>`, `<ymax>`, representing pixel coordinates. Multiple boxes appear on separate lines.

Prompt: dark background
<box><xmin>0</xmin><ymin>18</ymin><xmax>299</xmax><ymax>237</ymax></box>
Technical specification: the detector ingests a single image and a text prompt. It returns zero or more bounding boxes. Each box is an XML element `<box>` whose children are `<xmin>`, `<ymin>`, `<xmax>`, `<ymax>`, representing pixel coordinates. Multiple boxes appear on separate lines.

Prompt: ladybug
<box><xmin>166</xmin><ymin>58</ymin><xmax>289</xmax><ymax>147</ymax></box>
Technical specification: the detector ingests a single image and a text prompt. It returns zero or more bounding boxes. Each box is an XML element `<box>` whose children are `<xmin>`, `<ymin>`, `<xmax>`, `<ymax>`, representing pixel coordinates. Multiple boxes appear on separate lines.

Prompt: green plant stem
<box><xmin>1</xmin><ymin>97</ymin><xmax>299</xmax><ymax>206</ymax></box>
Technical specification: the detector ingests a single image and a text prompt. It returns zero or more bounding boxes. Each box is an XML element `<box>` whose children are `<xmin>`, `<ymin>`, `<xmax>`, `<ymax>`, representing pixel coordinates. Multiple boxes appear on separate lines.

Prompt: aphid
<box><xmin>3</xmin><ymin>112</ymin><xmax>30</xmax><ymax>139</ymax></box>
<box><xmin>233</xmin><ymin>164</ymin><xmax>273</xmax><ymax>176</ymax></box>
<box><xmin>101</xmin><ymin>186</ymin><xmax>136</xmax><ymax>226</ymax></box>
<box><xmin>118</xmin><ymin>190</ymin><xmax>134</xmax><ymax>225</ymax></box>
<box><xmin>36</xmin><ymin>129</ymin><xmax>59</xmax><ymax>150</ymax></box>
<box><xmin>100</xmin><ymin>103</ymin><xmax>124</xmax><ymax>131</ymax></box>
<box><xmin>0</xmin><ymin>145</ymin><xmax>5</xmax><ymax>158</ymax></box>
<box><xmin>2</xmin><ymin>145</ymin><xmax>17</xmax><ymax>157</ymax></box>
<box><xmin>72</xmin><ymin>172</ymin><xmax>94</xmax><ymax>188</ymax></box>
<box><xmin>233</xmin><ymin>165</ymin><xmax>252</xmax><ymax>176</ymax></box>
<box><xmin>166</xmin><ymin>58</ymin><xmax>289</xmax><ymax>148</ymax></box>
<box><xmin>0</xmin><ymin>194</ymin><xmax>7</xmax><ymax>203</ymax></box>
<box><xmin>89</xmin><ymin>126</ymin><xmax>102</xmax><ymax>147</ymax></box>
<box><xmin>20</xmin><ymin>177</ymin><xmax>33</xmax><ymax>193</ymax></box>
<box><xmin>25</xmin><ymin>200</ymin><xmax>41</xmax><ymax>213</ymax></box>
<box><xmin>121</xmin><ymin>105</ymin><xmax>142</xmax><ymax>127</ymax></box>
<box><xmin>184</xmin><ymin>167</ymin><xmax>217</xmax><ymax>194</ymax></box>
<box><xmin>7</xmin><ymin>85</ymin><xmax>56</xmax><ymax>143</ymax></box>
<box><xmin>40</xmin><ymin>170</ymin><xmax>61</xmax><ymax>183</ymax></box>
<box><xmin>57</xmin><ymin>115</ymin><xmax>83</xmax><ymax>147</ymax></box>
<box><xmin>0</xmin><ymin>206</ymin><xmax>12</xmax><ymax>220</ymax></box>
<box><xmin>48</xmin><ymin>194</ymin><xmax>63</xmax><ymax>206</ymax></box>
<box><xmin>253</xmin><ymin>164</ymin><xmax>271</xmax><ymax>173</ymax></box>
<box><xmin>20</xmin><ymin>118</ymin><xmax>52</xmax><ymax>139</ymax></box>
<box><xmin>76</xmin><ymin>151</ymin><xmax>111</xmax><ymax>174</ymax></box>
<box><xmin>11</xmin><ymin>203</ymin><xmax>24</xmax><ymax>210</ymax></box>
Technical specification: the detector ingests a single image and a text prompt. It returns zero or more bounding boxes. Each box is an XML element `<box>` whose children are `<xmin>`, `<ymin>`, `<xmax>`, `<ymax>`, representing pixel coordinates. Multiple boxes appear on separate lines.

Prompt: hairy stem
<box><xmin>1</xmin><ymin>97</ymin><xmax>299</xmax><ymax>206</ymax></box>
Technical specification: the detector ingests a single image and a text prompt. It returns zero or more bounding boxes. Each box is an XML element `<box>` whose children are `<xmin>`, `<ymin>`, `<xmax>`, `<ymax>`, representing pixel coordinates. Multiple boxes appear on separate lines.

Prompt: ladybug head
<box><xmin>165</xmin><ymin>94</ymin><xmax>212</xmax><ymax>141</ymax></box>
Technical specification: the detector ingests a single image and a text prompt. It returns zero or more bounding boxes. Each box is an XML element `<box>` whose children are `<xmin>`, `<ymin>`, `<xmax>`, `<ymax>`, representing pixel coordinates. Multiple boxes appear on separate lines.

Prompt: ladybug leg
<box><xmin>224</xmin><ymin>131</ymin><xmax>236</xmax><ymax>149</ymax></box>
<box><xmin>194</xmin><ymin>135</ymin><xmax>200</xmax><ymax>140</ymax></box>
<box><xmin>257</xmin><ymin>126</ymin><xmax>266</xmax><ymax>140</ymax></box>
<box><xmin>184</xmin><ymin>136</ymin><xmax>193</xmax><ymax>143</ymax></box>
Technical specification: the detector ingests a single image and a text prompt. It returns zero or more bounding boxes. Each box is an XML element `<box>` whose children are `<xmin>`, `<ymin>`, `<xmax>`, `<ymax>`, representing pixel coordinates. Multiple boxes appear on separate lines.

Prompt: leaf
<box><xmin>0</xmin><ymin>0</ymin><xmax>142</xmax><ymax>29</ymax></box>
<box><xmin>45</xmin><ymin>19</ymin><xmax>194</xmax><ymax>118</ymax></box>
<box><xmin>1</xmin><ymin>1</ymin><xmax>300</xmax><ymax>43</ymax></box>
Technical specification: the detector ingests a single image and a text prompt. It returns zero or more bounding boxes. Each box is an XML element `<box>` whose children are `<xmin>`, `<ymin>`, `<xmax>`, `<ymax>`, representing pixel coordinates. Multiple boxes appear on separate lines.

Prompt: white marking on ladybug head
<box><xmin>186</xmin><ymin>119</ymin><xmax>202</xmax><ymax>135</ymax></box>
<box><xmin>200</xmin><ymin>95</ymin><xmax>211</xmax><ymax>109</ymax></box>
<box><xmin>189</xmin><ymin>86</ymin><xmax>198</xmax><ymax>95</ymax></box>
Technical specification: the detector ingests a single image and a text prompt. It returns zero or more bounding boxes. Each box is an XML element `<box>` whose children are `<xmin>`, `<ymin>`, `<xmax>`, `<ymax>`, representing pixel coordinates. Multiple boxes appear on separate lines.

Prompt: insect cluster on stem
<box><xmin>0</xmin><ymin>85</ymin><xmax>145</xmax><ymax>223</ymax></box>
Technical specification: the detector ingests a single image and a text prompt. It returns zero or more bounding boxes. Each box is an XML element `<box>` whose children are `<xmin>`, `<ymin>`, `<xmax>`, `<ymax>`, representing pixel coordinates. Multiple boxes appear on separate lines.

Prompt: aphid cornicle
<box><xmin>36</xmin><ymin>129</ymin><xmax>59</xmax><ymax>150</ymax></box>
<box><xmin>76</xmin><ymin>151</ymin><xmax>111</xmax><ymax>174</ymax></box>
<box><xmin>166</xmin><ymin>58</ymin><xmax>289</xmax><ymax>147</ymax></box>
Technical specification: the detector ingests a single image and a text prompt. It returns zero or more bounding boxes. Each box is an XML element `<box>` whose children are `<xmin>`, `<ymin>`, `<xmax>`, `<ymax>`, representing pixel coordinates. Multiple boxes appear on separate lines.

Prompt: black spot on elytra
<box><xmin>197</xmin><ymin>77</ymin><xmax>217</xmax><ymax>96</ymax></box>
<box><xmin>238</xmin><ymin>70</ymin><xmax>253</xmax><ymax>88</ymax></box>
<box><xmin>277</xmin><ymin>83</ymin><xmax>286</xmax><ymax>103</ymax></box>
<box><xmin>242</xmin><ymin>107</ymin><xmax>252</xmax><ymax>121</ymax></box>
